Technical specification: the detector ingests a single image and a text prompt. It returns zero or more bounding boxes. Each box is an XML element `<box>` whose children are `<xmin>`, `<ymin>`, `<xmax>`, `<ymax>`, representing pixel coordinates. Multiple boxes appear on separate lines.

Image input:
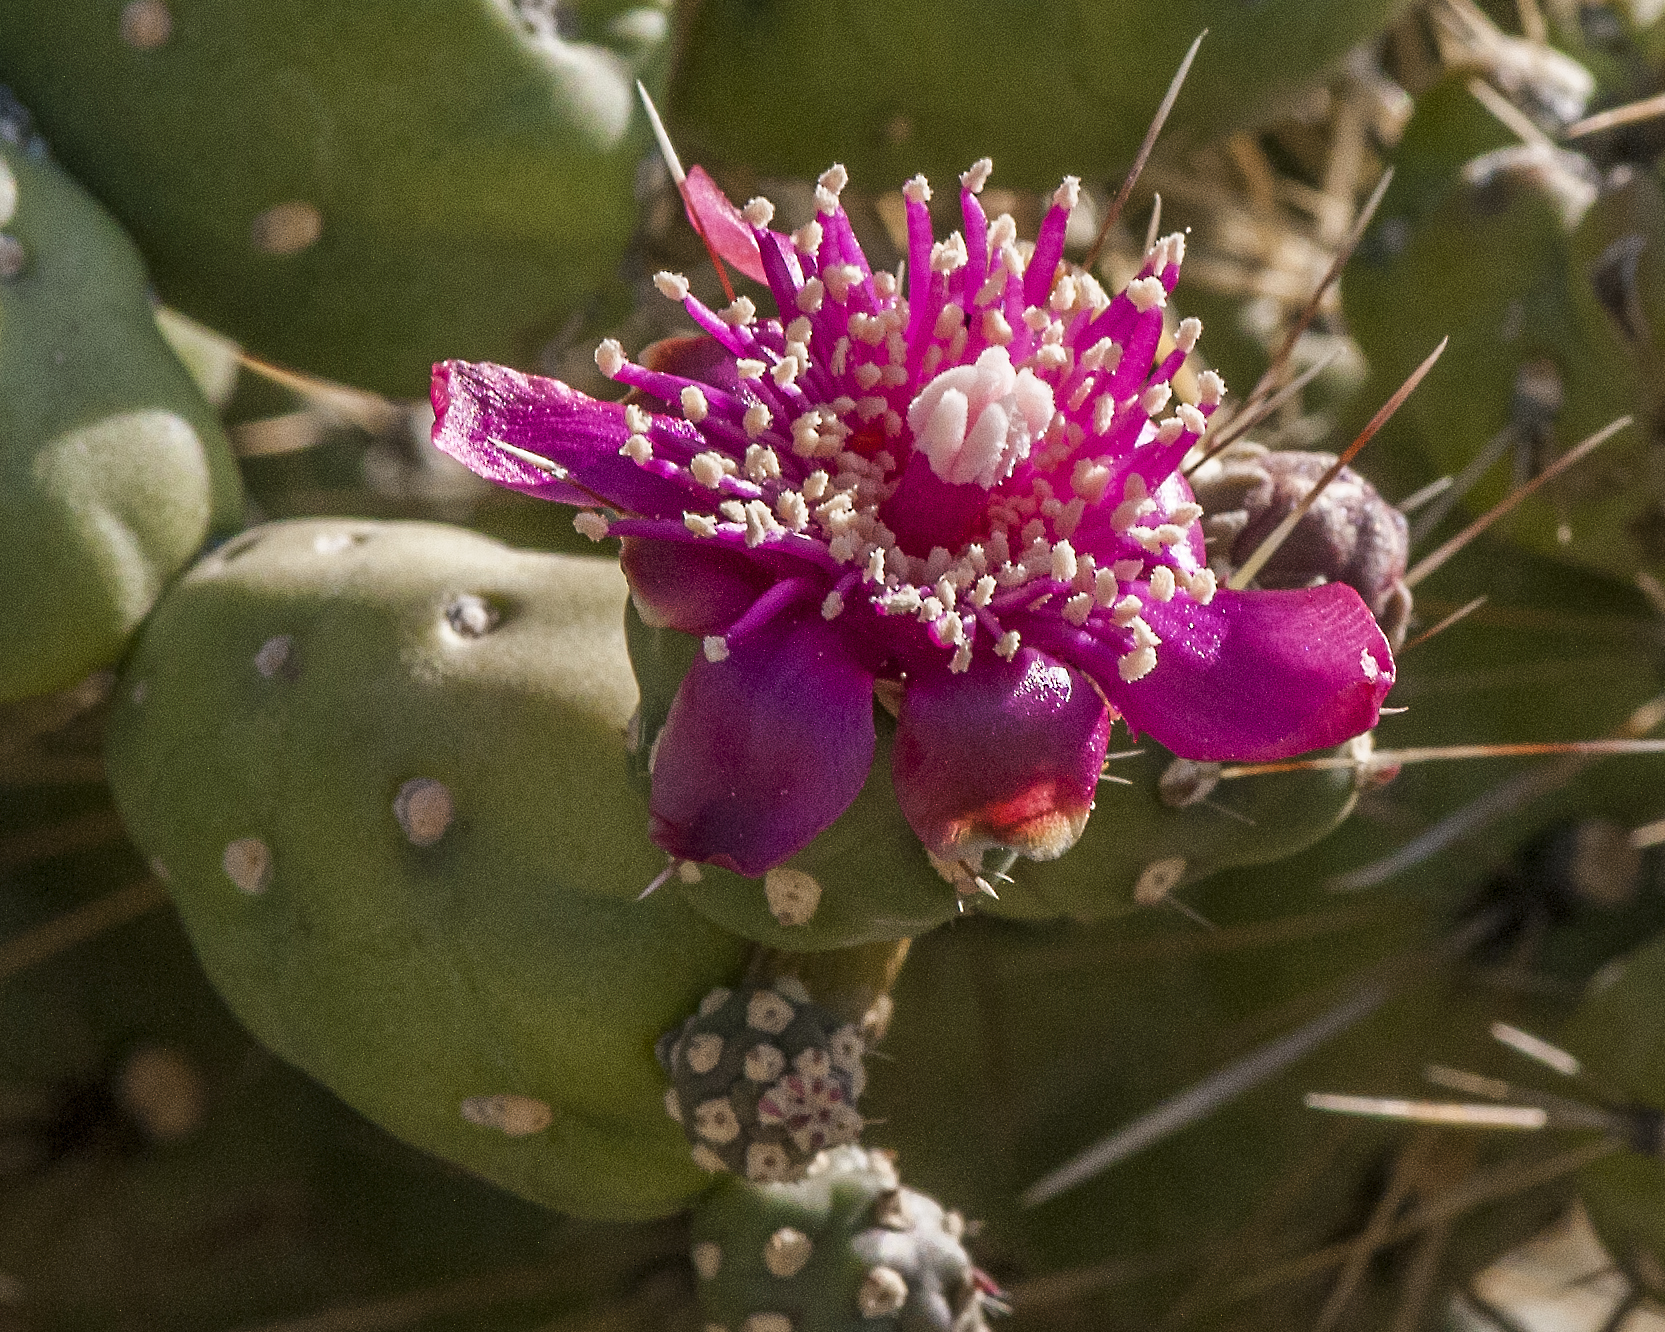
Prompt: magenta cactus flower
<box><xmin>432</xmin><ymin>160</ymin><xmax>1394</xmax><ymax>880</ymax></box>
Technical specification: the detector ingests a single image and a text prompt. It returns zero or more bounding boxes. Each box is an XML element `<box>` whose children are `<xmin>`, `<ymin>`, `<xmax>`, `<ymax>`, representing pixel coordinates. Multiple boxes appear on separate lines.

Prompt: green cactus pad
<box><xmin>0</xmin><ymin>0</ymin><xmax>671</xmax><ymax>396</ymax></box>
<box><xmin>660</xmin><ymin>980</ymin><xmax>869</xmax><ymax>1184</ymax></box>
<box><xmin>671</xmin><ymin>0</ymin><xmax>1409</xmax><ymax>191</ymax></box>
<box><xmin>1561</xmin><ymin>933</ymin><xmax>1665</xmax><ymax>1298</ymax></box>
<box><xmin>1345</xmin><ymin>77</ymin><xmax>1655</xmax><ymax>586</ymax></box>
<box><xmin>691</xmin><ymin>1145</ymin><xmax>988</xmax><ymax>1332</ymax></box>
<box><xmin>105</xmin><ymin>519</ymin><xmax>750</xmax><ymax>1220</ymax></box>
<box><xmin>0</xmin><ymin>779</ymin><xmax>699</xmax><ymax>1329</ymax></box>
<box><xmin>0</xmin><ymin>136</ymin><xmax>241</xmax><ymax>704</ymax></box>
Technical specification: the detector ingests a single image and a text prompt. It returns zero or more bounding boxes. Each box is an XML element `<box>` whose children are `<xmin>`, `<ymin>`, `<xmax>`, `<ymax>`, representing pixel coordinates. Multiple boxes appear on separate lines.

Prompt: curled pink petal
<box><xmin>649</xmin><ymin>610</ymin><xmax>876</xmax><ymax>877</ymax></box>
<box><xmin>682</xmin><ymin>165</ymin><xmax>768</xmax><ymax>284</ymax></box>
<box><xmin>619</xmin><ymin>537</ymin><xmax>773</xmax><ymax>635</ymax></box>
<box><xmin>1102</xmin><ymin>584</ymin><xmax>1394</xmax><ymax>762</ymax></box>
<box><xmin>893</xmin><ymin>648</ymin><xmax>1110</xmax><ymax>862</ymax></box>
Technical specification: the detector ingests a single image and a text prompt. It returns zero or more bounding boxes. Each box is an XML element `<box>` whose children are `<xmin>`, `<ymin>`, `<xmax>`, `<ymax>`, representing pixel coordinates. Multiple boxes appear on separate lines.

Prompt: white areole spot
<box><xmin>460</xmin><ymin>1093</ymin><xmax>552</xmax><ymax>1137</ymax></box>
<box><xmin>1361</xmin><ymin>648</ymin><xmax>1380</xmax><ymax>680</ymax></box>
<box><xmin>764</xmin><ymin>1227</ymin><xmax>814</xmax><ymax>1278</ymax></box>
<box><xmin>747</xmin><ymin>990</ymin><xmax>795</xmax><ymax>1035</ymax></box>
<box><xmin>746</xmin><ymin>1142</ymin><xmax>792</xmax><ymax>1182</ymax></box>
<box><xmin>694</xmin><ymin>1098</ymin><xmax>741</xmax><ymax>1144</ymax></box>
<box><xmin>254</xmin><ymin>635</ymin><xmax>293</xmax><ymax>678</ymax></box>
<box><xmin>857</xmin><ymin>1266</ymin><xmax>909</xmax><ymax>1318</ymax></box>
<box><xmin>685</xmin><ymin>1032</ymin><xmax>724</xmax><ymax>1075</ymax></box>
<box><xmin>222</xmin><ymin>838</ymin><xmax>272</xmax><ymax>895</ymax></box>
<box><xmin>764</xmin><ymin>867</ymin><xmax>822</xmax><ymax>927</ymax></box>
<box><xmin>905</xmin><ymin>346</ymin><xmax>1054</xmax><ymax>488</ymax></box>
<box><xmin>744</xmin><ymin>1043</ymin><xmax>787</xmax><ymax>1082</ymax></box>
<box><xmin>394</xmin><ymin>777</ymin><xmax>453</xmax><ymax>847</ymax></box>
<box><xmin>691</xmin><ymin>1240</ymin><xmax>723</xmax><ymax>1281</ymax></box>
<box><xmin>1133</xmin><ymin>855</ymin><xmax>1188</xmax><ymax>906</ymax></box>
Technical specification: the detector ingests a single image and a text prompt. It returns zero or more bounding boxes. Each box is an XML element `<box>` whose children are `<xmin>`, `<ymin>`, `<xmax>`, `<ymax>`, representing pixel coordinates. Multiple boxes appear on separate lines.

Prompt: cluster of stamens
<box><xmin>577</xmin><ymin>160</ymin><xmax>1223</xmax><ymax>686</ymax></box>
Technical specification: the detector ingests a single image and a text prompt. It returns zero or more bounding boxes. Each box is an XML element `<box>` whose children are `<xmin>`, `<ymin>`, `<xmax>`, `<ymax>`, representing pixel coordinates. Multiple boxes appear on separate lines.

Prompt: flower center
<box><xmin>906</xmin><ymin>346</ymin><xmax>1056</xmax><ymax>489</ymax></box>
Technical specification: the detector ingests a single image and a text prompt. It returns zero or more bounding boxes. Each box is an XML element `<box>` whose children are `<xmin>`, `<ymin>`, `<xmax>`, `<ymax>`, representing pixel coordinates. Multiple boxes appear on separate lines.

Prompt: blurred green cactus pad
<box><xmin>0</xmin><ymin>0</ymin><xmax>672</xmax><ymax>396</ymax></box>
<box><xmin>1562</xmin><ymin>932</ymin><xmax>1665</xmax><ymax>1298</ymax></box>
<box><xmin>690</xmin><ymin>1145</ymin><xmax>990</xmax><ymax>1332</ymax></box>
<box><xmin>670</xmin><ymin>0</ymin><xmax>1410</xmax><ymax>190</ymax></box>
<box><xmin>105</xmin><ymin>518</ymin><xmax>749</xmax><ymax>1220</ymax></box>
<box><xmin>0</xmin><ymin>131</ymin><xmax>241</xmax><ymax>704</ymax></box>
<box><xmin>1346</xmin><ymin>77</ymin><xmax>1662</xmax><ymax>584</ymax></box>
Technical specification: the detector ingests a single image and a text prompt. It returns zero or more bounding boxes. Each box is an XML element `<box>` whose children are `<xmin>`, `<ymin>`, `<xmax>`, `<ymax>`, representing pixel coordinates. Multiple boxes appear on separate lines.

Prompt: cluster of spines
<box><xmin>660</xmin><ymin>979</ymin><xmax>868</xmax><ymax>1183</ymax></box>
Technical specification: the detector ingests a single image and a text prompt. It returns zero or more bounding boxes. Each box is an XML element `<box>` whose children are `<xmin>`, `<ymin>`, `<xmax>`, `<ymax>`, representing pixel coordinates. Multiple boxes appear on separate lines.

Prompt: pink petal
<box><xmin>649</xmin><ymin>610</ymin><xmax>876</xmax><ymax>876</ymax></box>
<box><xmin>892</xmin><ymin>648</ymin><xmax>1111</xmax><ymax>862</ymax></box>
<box><xmin>682</xmin><ymin>165</ymin><xmax>768</xmax><ymax>285</ymax></box>
<box><xmin>431</xmin><ymin>360</ymin><xmax>689</xmax><ymax>518</ymax></box>
<box><xmin>1111</xmin><ymin>584</ymin><xmax>1394</xmax><ymax>761</ymax></box>
<box><xmin>619</xmin><ymin>538</ymin><xmax>773</xmax><ymax>635</ymax></box>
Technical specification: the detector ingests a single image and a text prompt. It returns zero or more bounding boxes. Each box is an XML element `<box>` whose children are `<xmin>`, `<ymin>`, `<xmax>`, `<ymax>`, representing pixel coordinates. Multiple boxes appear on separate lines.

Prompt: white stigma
<box><xmin>906</xmin><ymin>345</ymin><xmax>1055</xmax><ymax>489</ymax></box>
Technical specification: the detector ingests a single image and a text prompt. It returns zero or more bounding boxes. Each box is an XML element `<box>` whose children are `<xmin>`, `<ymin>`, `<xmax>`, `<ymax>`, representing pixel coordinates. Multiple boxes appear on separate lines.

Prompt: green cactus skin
<box><xmin>670</xmin><ymin>0</ymin><xmax>1410</xmax><ymax>192</ymax></box>
<box><xmin>1561</xmin><ymin>933</ymin><xmax>1665</xmax><ymax>1300</ymax></box>
<box><xmin>0</xmin><ymin>0</ymin><xmax>672</xmax><ymax>396</ymax></box>
<box><xmin>660</xmin><ymin>980</ymin><xmax>869</xmax><ymax>1184</ymax></box>
<box><xmin>104</xmin><ymin>519</ymin><xmax>750</xmax><ymax>1221</ymax></box>
<box><xmin>690</xmin><ymin>1145</ymin><xmax>988</xmax><ymax>1332</ymax></box>
<box><xmin>0</xmin><ymin>137</ymin><xmax>242</xmax><ymax>705</ymax></box>
<box><xmin>625</xmin><ymin>606</ymin><xmax>961</xmax><ymax>951</ymax></box>
<box><xmin>0</xmin><ymin>781</ymin><xmax>698</xmax><ymax>1329</ymax></box>
<box><xmin>1345</xmin><ymin>76</ymin><xmax>1657</xmax><ymax>586</ymax></box>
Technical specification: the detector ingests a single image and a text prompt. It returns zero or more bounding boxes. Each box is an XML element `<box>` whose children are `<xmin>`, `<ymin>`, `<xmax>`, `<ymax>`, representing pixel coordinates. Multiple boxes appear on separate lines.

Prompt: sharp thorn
<box><xmin>1405</xmin><ymin>416</ymin><xmax>1632</xmax><ymax>589</ymax></box>
<box><xmin>1565</xmin><ymin>88</ymin><xmax>1665</xmax><ymax>139</ymax></box>
<box><xmin>1083</xmin><ymin>31</ymin><xmax>1206</xmax><ymax>271</ymax></box>
<box><xmin>1229</xmin><ymin>338</ymin><xmax>1446</xmax><ymax>590</ymax></box>
<box><xmin>635</xmin><ymin>80</ymin><xmax>686</xmax><ymax>184</ymax></box>
<box><xmin>1400</xmin><ymin>595</ymin><xmax>1487</xmax><ymax>652</ymax></box>
<box><xmin>1396</xmin><ymin>473</ymin><xmax>1454</xmax><ymax>515</ymax></box>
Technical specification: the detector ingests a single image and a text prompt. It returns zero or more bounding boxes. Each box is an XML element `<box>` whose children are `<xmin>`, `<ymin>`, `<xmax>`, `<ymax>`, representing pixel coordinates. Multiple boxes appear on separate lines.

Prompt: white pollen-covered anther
<box><xmin>573</xmin><ymin>512</ymin><xmax>610</xmax><ymax>542</ymax></box>
<box><xmin>961</xmin><ymin>157</ymin><xmax>993</xmax><ymax>193</ymax></box>
<box><xmin>1126</xmin><ymin>276</ymin><xmax>1166</xmax><ymax>312</ymax></box>
<box><xmin>652</xmin><ymin>271</ymin><xmax>690</xmax><ymax>300</ymax></box>
<box><xmin>906</xmin><ymin>345</ymin><xmax>1055</xmax><ymax>489</ymax></box>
